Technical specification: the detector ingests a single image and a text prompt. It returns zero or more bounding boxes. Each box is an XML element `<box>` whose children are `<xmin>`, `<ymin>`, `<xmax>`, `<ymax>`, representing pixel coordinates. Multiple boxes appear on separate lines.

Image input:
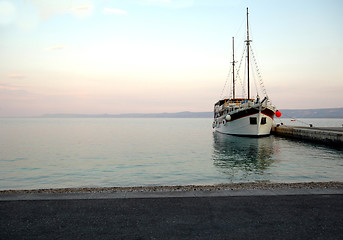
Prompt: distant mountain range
<box><xmin>40</xmin><ymin>108</ymin><xmax>343</xmax><ymax>118</ymax></box>
<box><xmin>278</xmin><ymin>108</ymin><xmax>343</xmax><ymax>118</ymax></box>
<box><xmin>40</xmin><ymin>112</ymin><xmax>212</xmax><ymax>118</ymax></box>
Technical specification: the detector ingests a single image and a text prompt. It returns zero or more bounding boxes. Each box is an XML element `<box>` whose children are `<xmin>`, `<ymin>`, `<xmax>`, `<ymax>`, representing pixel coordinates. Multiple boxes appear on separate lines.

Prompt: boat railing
<box><xmin>216</xmin><ymin>98</ymin><xmax>261</xmax><ymax>117</ymax></box>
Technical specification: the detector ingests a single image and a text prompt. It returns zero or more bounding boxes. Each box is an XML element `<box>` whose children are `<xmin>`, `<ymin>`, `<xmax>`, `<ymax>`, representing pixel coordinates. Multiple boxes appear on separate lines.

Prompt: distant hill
<box><xmin>40</xmin><ymin>108</ymin><xmax>343</xmax><ymax>118</ymax></box>
<box><xmin>40</xmin><ymin>111</ymin><xmax>213</xmax><ymax>118</ymax></box>
<box><xmin>279</xmin><ymin>108</ymin><xmax>343</xmax><ymax>118</ymax></box>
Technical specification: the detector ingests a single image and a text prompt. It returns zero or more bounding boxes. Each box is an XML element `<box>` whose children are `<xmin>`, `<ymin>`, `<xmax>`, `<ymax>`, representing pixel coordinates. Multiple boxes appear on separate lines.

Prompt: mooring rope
<box><xmin>277</xmin><ymin>112</ymin><xmax>314</xmax><ymax>127</ymax></box>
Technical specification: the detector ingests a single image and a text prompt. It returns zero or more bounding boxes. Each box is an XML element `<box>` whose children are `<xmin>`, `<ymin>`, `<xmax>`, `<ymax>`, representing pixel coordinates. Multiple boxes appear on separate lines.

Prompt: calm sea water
<box><xmin>1</xmin><ymin>118</ymin><xmax>342</xmax><ymax>190</ymax></box>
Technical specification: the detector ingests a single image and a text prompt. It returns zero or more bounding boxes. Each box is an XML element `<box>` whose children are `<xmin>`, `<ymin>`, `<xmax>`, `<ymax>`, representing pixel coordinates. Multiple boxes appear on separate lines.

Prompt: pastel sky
<box><xmin>1</xmin><ymin>0</ymin><xmax>342</xmax><ymax>116</ymax></box>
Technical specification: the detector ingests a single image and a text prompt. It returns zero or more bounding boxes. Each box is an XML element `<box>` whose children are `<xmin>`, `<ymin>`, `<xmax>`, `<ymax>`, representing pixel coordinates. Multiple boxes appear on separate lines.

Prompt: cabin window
<box><xmin>250</xmin><ymin>117</ymin><xmax>257</xmax><ymax>125</ymax></box>
<box><xmin>261</xmin><ymin>117</ymin><xmax>266</xmax><ymax>125</ymax></box>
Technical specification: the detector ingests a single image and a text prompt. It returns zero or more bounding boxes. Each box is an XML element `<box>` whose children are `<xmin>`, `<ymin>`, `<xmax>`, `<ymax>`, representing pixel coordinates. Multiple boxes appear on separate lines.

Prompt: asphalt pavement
<box><xmin>1</xmin><ymin>189</ymin><xmax>342</xmax><ymax>239</ymax></box>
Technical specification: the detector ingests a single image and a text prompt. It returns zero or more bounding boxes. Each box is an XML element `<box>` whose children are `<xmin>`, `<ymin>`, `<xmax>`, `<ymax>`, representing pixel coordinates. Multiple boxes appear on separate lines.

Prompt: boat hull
<box><xmin>213</xmin><ymin>108</ymin><xmax>274</xmax><ymax>136</ymax></box>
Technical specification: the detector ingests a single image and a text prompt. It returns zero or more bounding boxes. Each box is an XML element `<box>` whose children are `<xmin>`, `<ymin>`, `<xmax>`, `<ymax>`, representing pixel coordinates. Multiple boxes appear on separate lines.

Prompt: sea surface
<box><xmin>1</xmin><ymin>118</ymin><xmax>342</xmax><ymax>190</ymax></box>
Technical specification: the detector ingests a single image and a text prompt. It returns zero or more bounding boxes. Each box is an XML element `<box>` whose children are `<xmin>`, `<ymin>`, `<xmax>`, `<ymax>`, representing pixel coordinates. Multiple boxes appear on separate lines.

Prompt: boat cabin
<box><xmin>214</xmin><ymin>98</ymin><xmax>255</xmax><ymax>118</ymax></box>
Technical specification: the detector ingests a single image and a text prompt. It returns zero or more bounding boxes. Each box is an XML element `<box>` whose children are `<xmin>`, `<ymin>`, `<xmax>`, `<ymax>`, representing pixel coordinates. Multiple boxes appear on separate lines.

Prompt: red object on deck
<box><xmin>275</xmin><ymin>110</ymin><xmax>282</xmax><ymax>118</ymax></box>
<box><xmin>291</xmin><ymin>119</ymin><xmax>295</xmax><ymax>121</ymax></box>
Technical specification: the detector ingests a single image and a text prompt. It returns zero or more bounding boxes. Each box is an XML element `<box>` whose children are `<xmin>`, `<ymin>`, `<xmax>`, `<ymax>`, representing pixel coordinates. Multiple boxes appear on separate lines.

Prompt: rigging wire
<box><xmin>219</xmin><ymin>15</ymin><xmax>262</xmax><ymax>100</ymax></box>
<box><xmin>235</xmin><ymin>45</ymin><xmax>247</xmax><ymax>97</ymax></box>
<box><xmin>219</xmin><ymin>38</ymin><xmax>245</xmax><ymax>100</ymax></box>
<box><xmin>219</xmin><ymin>65</ymin><xmax>233</xmax><ymax>99</ymax></box>
<box><xmin>247</xmin><ymin>22</ymin><xmax>274</xmax><ymax>104</ymax></box>
<box><xmin>235</xmin><ymin>18</ymin><xmax>245</xmax><ymax>38</ymax></box>
<box><xmin>250</xmin><ymin>45</ymin><xmax>268</xmax><ymax>97</ymax></box>
<box><xmin>251</xmin><ymin>63</ymin><xmax>260</xmax><ymax>97</ymax></box>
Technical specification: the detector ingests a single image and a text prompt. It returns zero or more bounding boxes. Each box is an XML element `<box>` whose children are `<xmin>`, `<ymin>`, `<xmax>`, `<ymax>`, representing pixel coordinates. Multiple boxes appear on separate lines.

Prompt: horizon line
<box><xmin>1</xmin><ymin>107</ymin><xmax>343</xmax><ymax>118</ymax></box>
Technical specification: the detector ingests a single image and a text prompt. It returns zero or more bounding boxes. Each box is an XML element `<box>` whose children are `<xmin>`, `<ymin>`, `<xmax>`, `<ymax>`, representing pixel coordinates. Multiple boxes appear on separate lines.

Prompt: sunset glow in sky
<box><xmin>1</xmin><ymin>0</ymin><xmax>342</xmax><ymax>116</ymax></box>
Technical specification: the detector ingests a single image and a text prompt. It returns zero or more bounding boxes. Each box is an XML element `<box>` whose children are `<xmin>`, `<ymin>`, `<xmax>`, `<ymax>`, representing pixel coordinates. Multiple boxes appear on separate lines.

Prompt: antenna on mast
<box><xmin>232</xmin><ymin>37</ymin><xmax>236</xmax><ymax>99</ymax></box>
<box><xmin>245</xmin><ymin>7</ymin><xmax>252</xmax><ymax>99</ymax></box>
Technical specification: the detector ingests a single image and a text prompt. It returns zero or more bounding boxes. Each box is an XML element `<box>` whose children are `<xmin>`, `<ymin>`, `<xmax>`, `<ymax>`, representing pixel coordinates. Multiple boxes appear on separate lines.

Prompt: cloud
<box><xmin>69</xmin><ymin>5</ymin><xmax>93</xmax><ymax>11</ymax></box>
<box><xmin>0</xmin><ymin>1</ymin><xmax>40</xmax><ymax>30</ymax></box>
<box><xmin>0</xmin><ymin>82</ymin><xmax>30</xmax><ymax>94</ymax></box>
<box><xmin>29</xmin><ymin>0</ymin><xmax>75</xmax><ymax>19</ymax></box>
<box><xmin>103</xmin><ymin>8</ymin><xmax>127</xmax><ymax>15</ymax></box>
<box><xmin>147</xmin><ymin>0</ymin><xmax>170</xmax><ymax>3</ymax></box>
<box><xmin>141</xmin><ymin>0</ymin><xmax>194</xmax><ymax>8</ymax></box>
<box><xmin>63</xmin><ymin>91</ymin><xmax>91</xmax><ymax>99</ymax></box>
<box><xmin>0</xmin><ymin>83</ymin><xmax>17</xmax><ymax>91</ymax></box>
<box><xmin>0</xmin><ymin>1</ymin><xmax>16</xmax><ymax>25</ymax></box>
<box><xmin>45</xmin><ymin>45</ymin><xmax>65</xmax><ymax>50</ymax></box>
<box><xmin>28</xmin><ymin>0</ymin><xmax>94</xmax><ymax>19</ymax></box>
<box><xmin>69</xmin><ymin>4</ymin><xmax>93</xmax><ymax>18</ymax></box>
<box><xmin>8</xmin><ymin>74</ymin><xmax>26</xmax><ymax>79</ymax></box>
<box><xmin>0</xmin><ymin>82</ymin><xmax>38</xmax><ymax>104</ymax></box>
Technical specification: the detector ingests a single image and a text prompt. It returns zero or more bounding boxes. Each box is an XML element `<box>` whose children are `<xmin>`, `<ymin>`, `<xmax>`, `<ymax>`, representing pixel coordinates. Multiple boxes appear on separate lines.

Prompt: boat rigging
<box><xmin>212</xmin><ymin>8</ymin><xmax>281</xmax><ymax>136</ymax></box>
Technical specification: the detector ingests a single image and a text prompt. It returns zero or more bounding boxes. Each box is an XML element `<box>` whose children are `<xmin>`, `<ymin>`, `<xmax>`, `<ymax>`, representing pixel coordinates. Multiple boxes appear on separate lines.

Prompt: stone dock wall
<box><xmin>271</xmin><ymin>125</ymin><xmax>343</xmax><ymax>145</ymax></box>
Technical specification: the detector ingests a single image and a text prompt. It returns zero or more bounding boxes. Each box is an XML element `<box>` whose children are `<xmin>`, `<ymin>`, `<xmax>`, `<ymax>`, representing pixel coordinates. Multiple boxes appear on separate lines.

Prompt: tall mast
<box><xmin>245</xmin><ymin>7</ymin><xmax>251</xmax><ymax>99</ymax></box>
<box><xmin>232</xmin><ymin>37</ymin><xmax>235</xmax><ymax>99</ymax></box>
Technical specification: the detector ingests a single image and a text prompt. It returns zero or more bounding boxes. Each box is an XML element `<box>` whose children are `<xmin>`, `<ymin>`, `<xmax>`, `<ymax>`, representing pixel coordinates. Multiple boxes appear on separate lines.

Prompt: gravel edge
<box><xmin>1</xmin><ymin>181</ymin><xmax>343</xmax><ymax>194</ymax></box>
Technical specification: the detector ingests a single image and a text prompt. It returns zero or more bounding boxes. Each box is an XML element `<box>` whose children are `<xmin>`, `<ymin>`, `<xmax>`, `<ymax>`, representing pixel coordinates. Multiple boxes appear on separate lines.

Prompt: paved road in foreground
<box><xmin>1</xmin><ymin>194</ymin><xmax>342</xmax><ymax>239</ymax></box>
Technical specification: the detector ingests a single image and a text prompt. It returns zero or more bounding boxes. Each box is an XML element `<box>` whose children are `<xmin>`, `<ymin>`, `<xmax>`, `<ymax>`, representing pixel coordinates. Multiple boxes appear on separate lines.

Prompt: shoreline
<box><xmin>2</xmin><ymin>181</ymin><xmax>343</xmax><ymax>195</ymax></box>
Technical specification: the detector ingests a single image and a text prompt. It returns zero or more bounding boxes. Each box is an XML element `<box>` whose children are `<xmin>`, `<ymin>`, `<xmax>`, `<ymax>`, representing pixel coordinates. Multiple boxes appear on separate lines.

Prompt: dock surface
<box><xmin>271</xmin><ymin>125</ymin><xmax>343</xmax><ymax>145</ymax></box>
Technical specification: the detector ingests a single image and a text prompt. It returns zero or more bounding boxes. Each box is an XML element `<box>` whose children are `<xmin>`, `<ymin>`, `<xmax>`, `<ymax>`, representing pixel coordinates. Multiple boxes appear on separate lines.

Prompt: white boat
<box><xmin>213</xmin><ymin>8</ymin><xmax>281</xmax><ymax>136</ymax></box>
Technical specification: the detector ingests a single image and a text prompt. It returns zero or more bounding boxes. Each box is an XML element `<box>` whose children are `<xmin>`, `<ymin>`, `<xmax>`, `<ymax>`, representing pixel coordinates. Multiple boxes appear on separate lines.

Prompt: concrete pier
<box><xmin>271</xmin><ymin>125</ymin><xmax>343</xmax><ymax>145</ymax></box>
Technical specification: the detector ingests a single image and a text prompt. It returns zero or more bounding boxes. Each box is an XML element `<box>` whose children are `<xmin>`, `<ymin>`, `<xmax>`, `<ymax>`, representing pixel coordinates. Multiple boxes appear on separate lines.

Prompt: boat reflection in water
<box><xmin>212</xmin><ymin>132</ymin><xmax>275</xmax><ymax>182</ymax></box>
